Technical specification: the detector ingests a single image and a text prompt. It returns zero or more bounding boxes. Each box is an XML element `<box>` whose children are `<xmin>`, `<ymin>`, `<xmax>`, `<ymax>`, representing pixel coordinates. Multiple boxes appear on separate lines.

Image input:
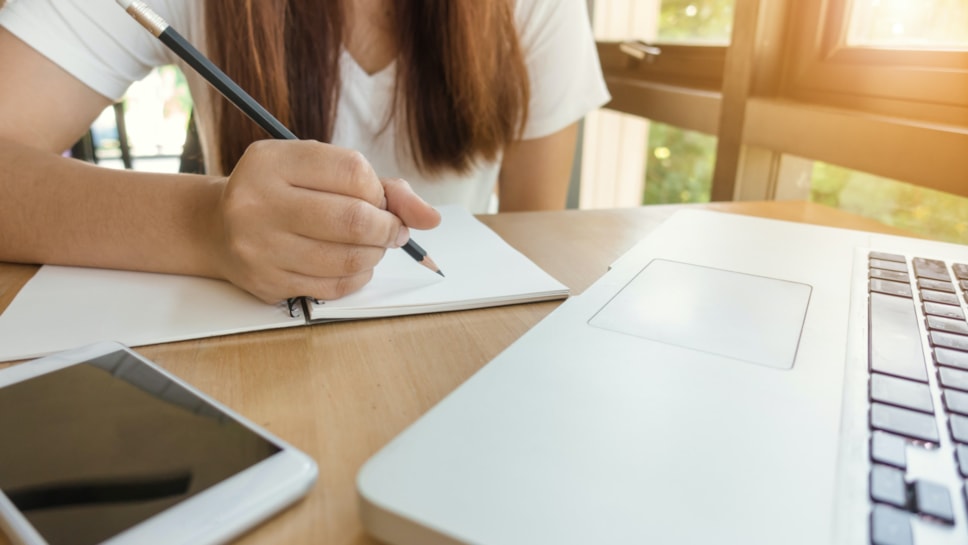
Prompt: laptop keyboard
<box><xmin>868</xmin><ymin>251</ymin><xmax>968</xmax><ymax>545</ymax></box>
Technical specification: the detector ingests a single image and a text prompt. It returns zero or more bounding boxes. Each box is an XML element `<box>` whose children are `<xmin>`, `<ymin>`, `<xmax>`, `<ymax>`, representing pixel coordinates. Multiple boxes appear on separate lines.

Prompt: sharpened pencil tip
<box><xmin>419</xmin><ymin>254</ymin><xmax>443</xmax><ymax>277</ymax></box>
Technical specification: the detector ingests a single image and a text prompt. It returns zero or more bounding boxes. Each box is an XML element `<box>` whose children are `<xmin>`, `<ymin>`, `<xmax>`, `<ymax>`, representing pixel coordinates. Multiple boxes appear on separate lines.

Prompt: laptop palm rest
<box><xmin>588</xmin><ymin>259</ymin><xmax>812</xmax><ymax>369</ymax></box>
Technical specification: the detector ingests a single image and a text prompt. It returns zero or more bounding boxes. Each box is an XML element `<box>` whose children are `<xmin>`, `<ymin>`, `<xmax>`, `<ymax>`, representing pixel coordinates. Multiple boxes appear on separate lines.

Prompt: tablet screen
<box><xmin>0</xmin><ymin>350</ymin><xmax>281</xmax><ymax>545</ymax></box>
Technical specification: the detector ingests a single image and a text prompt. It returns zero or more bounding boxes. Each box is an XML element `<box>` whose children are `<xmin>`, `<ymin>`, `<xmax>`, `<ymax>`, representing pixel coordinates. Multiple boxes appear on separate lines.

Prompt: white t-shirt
<box><xmin>0</xmin><ymin>0</ymin><xmax>609</xmax><ymax>213</ymax></box>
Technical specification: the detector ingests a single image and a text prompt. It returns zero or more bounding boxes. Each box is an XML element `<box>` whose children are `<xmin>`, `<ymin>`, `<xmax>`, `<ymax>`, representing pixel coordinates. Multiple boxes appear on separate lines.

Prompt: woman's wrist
<box><xmin>186</xmin><ymin>175</ymin><xmax>231</xmax><ymax>281</ymax></box>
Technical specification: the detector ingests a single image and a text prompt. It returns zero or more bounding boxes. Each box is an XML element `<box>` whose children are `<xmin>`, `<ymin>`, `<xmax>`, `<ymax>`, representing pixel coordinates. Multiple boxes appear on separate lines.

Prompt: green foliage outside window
<box><xmin>658</xmin><ymin>0</ymin><xmax>734</xmax><ymax>43</ymax></box>
<box><xmin>643</xmin><ymin>0</ymin><xmax>968</xmax><ymax>244</ymax></box>
<box><xmin>644</xmin><ymin>122</ymin><xmax>715</xmax><ymax>204</ymax></box>
<box><xmin>811</xmin><ymin>163</ymin><xmax>968</xmax><ymax>244</ymax></box>
<box><xmin>641</xmin><ymin>0</ymin><xmax>731</xmax><ymax>206</ymax></box>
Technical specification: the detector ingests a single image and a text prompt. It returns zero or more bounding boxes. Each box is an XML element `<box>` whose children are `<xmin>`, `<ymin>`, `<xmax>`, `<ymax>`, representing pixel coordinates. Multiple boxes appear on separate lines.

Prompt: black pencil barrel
<box><xmin>158</xmin><ymin>28</ymin><xmax>297</xmax><ymax>140</ymax></box>
<box><xmin>401</xmin><ymin>240</ymin><xmax>427</xmax><ymax>262</ymax></box>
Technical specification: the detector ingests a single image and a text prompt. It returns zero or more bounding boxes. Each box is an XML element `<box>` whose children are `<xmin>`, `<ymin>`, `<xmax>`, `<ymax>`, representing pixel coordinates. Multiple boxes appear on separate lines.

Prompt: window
<box><xmin>580</xmin><ymin>0</ymin><xmax>731</xmax><ymax>208</ymax></box>
<box><xmin>782</xmin><ymin>1</ymin><xmax>968</xmax><ymax>126</ymax></box>
<box><xmin>92</xmin><ymin>66</ymin><xmax>192</xmax><ymax>173</ymax></box>
<box><xmin>847</xmin><ymin>0</ymin><xmax>968</xmax><ymax>49</ymax></box>
<box><xmin>585</xmin><ymin>0</ymin><xmax>968</xmax><ymax>239</ymax></box>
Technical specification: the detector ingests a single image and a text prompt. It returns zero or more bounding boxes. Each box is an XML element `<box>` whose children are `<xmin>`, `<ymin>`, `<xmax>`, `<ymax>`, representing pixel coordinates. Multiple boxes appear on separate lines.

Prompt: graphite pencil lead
<box><xmin>420</xmin><ymin>255</ymin><xmax>444</xmax><ymax>277</ymax></box>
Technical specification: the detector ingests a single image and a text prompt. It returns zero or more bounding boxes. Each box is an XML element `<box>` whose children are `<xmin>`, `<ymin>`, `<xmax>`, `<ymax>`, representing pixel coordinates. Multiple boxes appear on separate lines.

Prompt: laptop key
<box><xmin>871</xmin><ymin>259</ymin><xmax>909</xmax><ymax>274</ymax></box>
<box><xmin>870</xmin><ymin>464</ymin><xmax>909</xmax><ymax>508</ymax></box>
<box><xmin>925</xmin><ymin>315</ymin><xmax>968</xmax><ymax>335</ymax></box>
<box><xmin>869</xmin><ymin>293</ymin><xmax>928</xmax><ymax>382</ymax></box>
<box><xmin>871</xmin><ymin>269</ymin><xmax>912</xmax><ymax>283</ymax></box>
<box><xmin>935</xmin><ymin>347</ymin><xmax>968</xmax><ymax>371</ymax></box>
<box><xmin>912</xmin><ymin>258</ymin><xmax>952</xmax><ymax>282</ymax></box>
<box><xmin>929</xmin><ymin>330</ymin><xmax>968</xmax><ymax>352</ymax></box>
<box><xmin>871</xmin><ymin>504</ymin><xmax>912</xmax><ymax>545</ymax></box>
<box><xmin>870</xmin><ymin>373</ymin><xmax>934</xmax><ymax>414</ymax></box>
<box><xmin>920</xmin><ymin>289</ymin><xmax>961</xmax><ymax>306</ymax></box>
<box><xmin>952</xmin><ymin>263</ymin><xmax>968</xmax><ymax>280</ymax></box>
<box><xmin>922</xmin><ymin>302</ymin><xmax>966</xmax><ymax>321</ymax></box>
<box><xmin>871</xmin><ymin>279</ymin><xmax>913</xmax><ymax>299</ymax></box>
<box><xmin>871</xmin><ymin>252</ymin><xmax>906</xmax><ymax>263</ymax></box>
<box><xmin>916</xmin><ymin>277</ymin><xmax>955</xmax><ymax>293</ymax></box>
<box><xmin>912</xmin><ymin>480</ymin><xmax>954</xmax><ymax>524</ymax></box>
<box><xmin>938</xmin><ymin>367</ymin><xmax>968</xmax><ymax>392</ymax></box>
<box><xmin>871</xmin><ymin>431</ymin><xmax>907</xmax><ymax>469</ymax></box>
<box><xmin>871</xmin><ymin>403</ymin><xmax>939</xmax><ymax>443</ymax></box>
<box><xmin>957</xmin><ymin>444</ymin><xmax>968</xmax><ymax>477</ymax></box>
<box><xmin>943</xmin><ymin>389</ymin><xmax>968</xmax><ymax>416</ymax></box>
<box><xmin>949</xmin><ymin>414</ymin><xmax>968</xmax><ymax>444</ymax></box>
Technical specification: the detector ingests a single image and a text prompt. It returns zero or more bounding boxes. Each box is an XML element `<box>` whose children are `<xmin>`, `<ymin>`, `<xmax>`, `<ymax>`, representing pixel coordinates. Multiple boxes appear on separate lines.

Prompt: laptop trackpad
<box><xmin>589</xmin><ymin>259</ymin><xmax>811</xmax><ymax>369</ymax></box>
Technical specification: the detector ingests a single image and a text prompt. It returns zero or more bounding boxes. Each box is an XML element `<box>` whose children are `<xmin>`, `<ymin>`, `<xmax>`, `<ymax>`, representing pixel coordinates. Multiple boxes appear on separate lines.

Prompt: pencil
<box><xmin>115</xmin><ymin>0</ymin><xmax>445</xmax><ymax>314</ymax></box>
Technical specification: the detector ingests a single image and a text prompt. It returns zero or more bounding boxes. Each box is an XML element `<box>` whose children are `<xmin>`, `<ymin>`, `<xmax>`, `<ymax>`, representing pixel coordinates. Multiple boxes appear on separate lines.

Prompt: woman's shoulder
<box><xmin>0</xmin><ymin>0</ymin><xmax>203</xmax><ymax>100</ymax></box>
<box><xmin>512</xmin><ymin>0</ymin><xmax>588</xmax><ymax>26</ymax></box>
<box><xmin>510</xmin><ymin>0</ymin><xmax>609</xmax><ymax>140</ymax></box>
<box><xmin>511</xmin><ymin>0</ymin><xmax>595</xmax><ymax>48</ymax></box>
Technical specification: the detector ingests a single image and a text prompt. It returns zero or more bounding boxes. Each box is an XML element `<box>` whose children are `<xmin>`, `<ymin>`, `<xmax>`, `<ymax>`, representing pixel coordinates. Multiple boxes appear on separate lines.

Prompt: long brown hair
<box><xmin>205</xmin><ymin>0</ymin><xmax>530</xmax><ymax>176</ymax></box>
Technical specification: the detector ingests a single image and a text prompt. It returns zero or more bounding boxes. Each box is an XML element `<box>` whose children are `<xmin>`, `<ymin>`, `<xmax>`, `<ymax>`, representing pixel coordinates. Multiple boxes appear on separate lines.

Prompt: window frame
<box><xmin>597</xmin><ymin>42</ymin><xmax>723</xmax><ymax>134</ymax></box>
<box><xmin>597</xmin><ymin>42</ymin><xmax>726</xmax><ymax>91</ymax></box>
<box><xmin>780</xmin><ymin>0</ymin><xmax>968</xmax><ymax>126</ymax></box>
<box><xmin>590</xmin><ymin>0</ymin><xmax>968</xmax><ymax>201</ymax></box>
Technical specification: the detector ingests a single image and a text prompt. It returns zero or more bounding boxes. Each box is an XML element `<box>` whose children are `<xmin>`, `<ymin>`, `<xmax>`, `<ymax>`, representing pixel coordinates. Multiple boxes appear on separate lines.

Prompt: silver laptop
<box><xmin>357</xmin><ymin>209</ymin><xmax>968</xmax><ymax>545</ymax></box>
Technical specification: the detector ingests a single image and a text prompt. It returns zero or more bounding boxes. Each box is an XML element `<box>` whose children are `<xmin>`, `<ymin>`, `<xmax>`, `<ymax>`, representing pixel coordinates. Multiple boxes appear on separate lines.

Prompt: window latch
<box><xmin>619</xmin><ymin>40</ymin><xmax>662</xmax><ymax>62</ymax></box>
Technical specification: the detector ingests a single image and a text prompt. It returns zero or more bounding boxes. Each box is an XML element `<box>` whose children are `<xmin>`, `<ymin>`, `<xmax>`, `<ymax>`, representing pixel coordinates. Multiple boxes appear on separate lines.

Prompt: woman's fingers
<box><xmin>382</xmin><ymin>177</ymin><xmax>442</xmax><ymax>230</ymax></box>
<box><xmin>212</xmin><ymin>140</ymin><xmax>438</xmax><ymax>303</ymax></box>
<box><xmin>279</xmin><ymin>187</ymin><xmax>410</xmax><ymax>249</ymax></box>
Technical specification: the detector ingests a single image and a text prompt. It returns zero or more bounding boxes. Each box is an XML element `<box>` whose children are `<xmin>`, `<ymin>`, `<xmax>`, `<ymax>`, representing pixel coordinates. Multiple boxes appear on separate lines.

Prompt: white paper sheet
<box><xmin>309</xmin><ymin>205</ymin><xmax>569</xmax><ymax>320</ymax></box>
<box><xmin>0</xmin><ymin>206</ymin><xmax>568</xmax><ymax>362</ymax></box>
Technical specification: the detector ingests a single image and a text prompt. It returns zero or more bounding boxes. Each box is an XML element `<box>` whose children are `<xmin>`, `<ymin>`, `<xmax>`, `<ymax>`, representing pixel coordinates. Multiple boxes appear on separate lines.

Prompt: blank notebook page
<box><xmin>308</xmin><ymin>205</ymin><xmax>569</xmax><ymax>320</ymax></box>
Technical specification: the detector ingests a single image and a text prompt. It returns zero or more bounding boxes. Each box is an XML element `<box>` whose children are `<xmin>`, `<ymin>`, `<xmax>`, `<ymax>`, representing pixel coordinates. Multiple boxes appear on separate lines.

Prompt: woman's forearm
<box><xmin>0</xmin><ymin>137</ymin><xmax>226</xmax><ymax>278</ymax></box>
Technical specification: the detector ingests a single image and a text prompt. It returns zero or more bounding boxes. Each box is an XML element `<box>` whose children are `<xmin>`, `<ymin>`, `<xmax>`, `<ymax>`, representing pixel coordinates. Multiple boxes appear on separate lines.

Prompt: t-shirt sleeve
<box><xmin>0</xmin><ymin>0</ymin><xmax>176</xmax><ymax>101</ymax></box>
<box><xmin>515</xmin><ymin>0</ymin><xmax>611</xmax><ymax>141</ymax></box>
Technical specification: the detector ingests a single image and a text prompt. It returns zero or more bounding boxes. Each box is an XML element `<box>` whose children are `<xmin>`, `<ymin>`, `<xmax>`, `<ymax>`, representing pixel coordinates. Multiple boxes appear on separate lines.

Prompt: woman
<box><xmin>0</xmin><ymin>0</ymin><xmax>608</xmax><ymax>303</ymax></box>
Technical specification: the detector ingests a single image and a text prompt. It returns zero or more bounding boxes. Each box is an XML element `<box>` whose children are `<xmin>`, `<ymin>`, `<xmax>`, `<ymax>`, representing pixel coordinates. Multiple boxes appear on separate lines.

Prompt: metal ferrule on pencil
<box><xmin>123</xmin><ymin>0</ymin><xmax>169</xmax><ymax>37</ymax></box>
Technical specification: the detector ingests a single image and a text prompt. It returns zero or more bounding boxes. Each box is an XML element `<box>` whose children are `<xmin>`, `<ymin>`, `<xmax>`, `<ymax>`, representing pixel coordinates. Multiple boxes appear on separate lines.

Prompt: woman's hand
<box><xmin>0</xmin><ymin>28</ymin><xmax>437</xmax><ymax>293</ymax></box>
<box><xmin>211</xmin><ymin>139</ymin><xmax>440</xmax><ymax>303</ymax></box>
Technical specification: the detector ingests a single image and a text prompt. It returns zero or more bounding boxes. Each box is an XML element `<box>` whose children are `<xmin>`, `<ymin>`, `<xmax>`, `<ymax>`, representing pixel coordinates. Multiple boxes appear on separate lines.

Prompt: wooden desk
<box><xmin>0</xmin><ymin>201</ymin><xmax>919</xmax><ymax>545</ymax></box>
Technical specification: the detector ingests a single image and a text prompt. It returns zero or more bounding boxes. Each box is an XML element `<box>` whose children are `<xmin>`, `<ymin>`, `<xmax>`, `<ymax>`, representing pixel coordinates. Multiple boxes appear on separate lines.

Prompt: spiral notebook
<box><xmin>0</xmin><ymin>205</ymin><xmax>568</xmax><ymax>362</ymax></box>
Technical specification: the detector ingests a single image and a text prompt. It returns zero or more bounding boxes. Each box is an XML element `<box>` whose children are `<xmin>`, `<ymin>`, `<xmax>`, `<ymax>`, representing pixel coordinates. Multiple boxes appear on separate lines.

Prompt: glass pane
<box><xmin>94</xmin><ymin>66</ymin><xmax>193</xmax><ymax>173</ymax></box>
<box><xmin>848</xmin><ymin>0</ymin><xmax>968</xmax><ymax>50</ymax></box>
<box><xmin>644</xmin><ymin>122</ymin><xmax>716</xmax><ymax>204</ymax></box>
<box><xmin>591</xmin><ymin>1</ymin><xmax>734</xmax><ymax>45</ymax></box>
<box><xmin>658</xmin><ymin>0</ymin><xmax>735</xmax><ymax>44</ymax></box>
<box><xmin>811</xmin><ymin>162</ymin><xmax>968</xmax><ymax>243</ymax></box>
